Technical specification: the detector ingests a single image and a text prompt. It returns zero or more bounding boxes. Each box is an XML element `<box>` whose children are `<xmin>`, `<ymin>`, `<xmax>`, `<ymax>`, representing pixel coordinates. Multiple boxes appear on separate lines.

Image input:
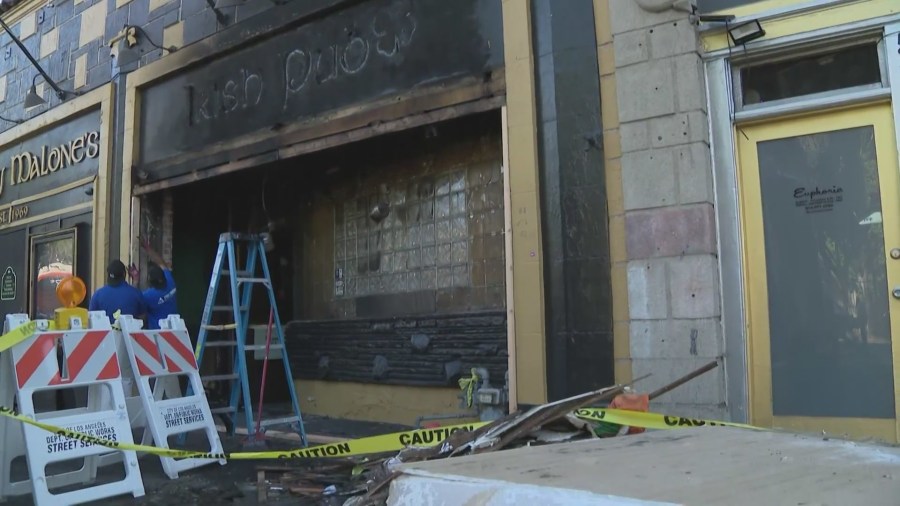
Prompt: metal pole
<box><xmin>0</xmin><ymin>17</ymin><xmax>67</xmax><ymax>99</ymax></box>
<box><xmin>649</xmin><ymin>360</ymin><xmax>719</xmax><ymax>400</ymax></box>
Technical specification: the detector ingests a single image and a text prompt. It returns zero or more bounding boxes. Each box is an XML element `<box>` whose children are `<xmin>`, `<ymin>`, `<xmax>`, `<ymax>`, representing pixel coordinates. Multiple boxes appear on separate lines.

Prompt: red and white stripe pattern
<box><xmin>11</xmin><ymin>330</ymin><xmax>120</xmax><ymax>389</ymax></box>
<box><xmin>126</xmin><ymin>330</ymin><xmax>198</xmax><ymax>377</ymax></box>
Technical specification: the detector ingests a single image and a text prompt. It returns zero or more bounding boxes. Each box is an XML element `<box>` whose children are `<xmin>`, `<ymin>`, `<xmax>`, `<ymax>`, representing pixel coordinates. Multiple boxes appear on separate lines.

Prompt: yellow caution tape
<box><xmin>458</xmin><ymin>368</ymin><xmax>479</xmax><ymax>408</ymax></box>
<box><xmin>0</xmin><ymin>321</ymin><xmax>38</xmax><ymax>353</ymax></box>
<box><xmin>0</xmin><ymin>404</ymin><xmax>761</xmax><ymax>461</ymax></box>
<box><xmin>0</xmin><ymin>405</ymin><xmax>488</xmax><ymax>460</ymax></box>
<box><xmin>574</xmin><ymin>408</ymin><xmax>761</xmax><ymax>430</ymax></box>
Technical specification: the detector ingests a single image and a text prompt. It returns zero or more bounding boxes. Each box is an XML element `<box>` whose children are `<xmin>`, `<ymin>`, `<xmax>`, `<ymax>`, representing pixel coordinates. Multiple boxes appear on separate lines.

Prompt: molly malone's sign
<box><xmin>0</xmin><ymin>131</ymin><xmax>100</xmax><ymax>200</ymax></box>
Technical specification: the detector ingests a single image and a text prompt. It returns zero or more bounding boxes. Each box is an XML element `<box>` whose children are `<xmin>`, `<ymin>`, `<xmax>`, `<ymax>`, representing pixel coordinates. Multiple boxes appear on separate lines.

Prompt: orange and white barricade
<box><xmin>117</xmin><ymin>314</ymin><xmax>225</xmax><ymax>479</ymax></box>
<box><xmin>0</xmin><ymin>312</ymin><xmax>144</xmax><ymax>505</ymax></box>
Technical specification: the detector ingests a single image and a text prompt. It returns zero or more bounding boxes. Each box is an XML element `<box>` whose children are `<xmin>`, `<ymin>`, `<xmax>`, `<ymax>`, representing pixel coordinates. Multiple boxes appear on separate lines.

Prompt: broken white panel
<box><xmin>387</xmin><ymin>471</ymin><xmax>678</xmax><ymax>506</ymax></box>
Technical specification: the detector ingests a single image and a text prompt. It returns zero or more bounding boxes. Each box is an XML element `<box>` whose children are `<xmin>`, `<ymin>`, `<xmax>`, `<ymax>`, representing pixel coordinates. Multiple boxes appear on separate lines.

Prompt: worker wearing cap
<box><xmin>89</xmin><ymin>260</ymin><xmax>146</xmax><ymax>323</ymax></box>
<box><xmin>140</xmin><ymin>239</ymin><xmax>178</xmax><ymax>330</ymax></box>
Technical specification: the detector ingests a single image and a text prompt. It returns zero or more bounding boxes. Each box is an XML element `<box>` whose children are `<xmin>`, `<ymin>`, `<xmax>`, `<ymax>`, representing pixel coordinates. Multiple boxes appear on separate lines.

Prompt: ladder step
<box><xmin>197</xmin><ymin>234</ymin><xmax>306</xmax><ymax>442</ymax></box>
<box><xmin>201</xmin><ymin>342</ymin><xmax>284</xmax><ymax>352</ymax></box>
<box><xmin>203</xmin><ymin>374</ymin><xmax>239</xmax><ymax>382</ymax></box>
<box><xmin>236</xmin><ymin>277</ymin><xmax>270</xmax><ymax>285</ymax></box>
<box><xmin>244</xmin><ymin>344</ymin><xmax>284</xmax><ymax>352</ymax></box>
<box><xmin>212</xmin><ymin>305</ymin><xmax>249</xmax><ymax>312</ymax></box>
<box><xmin>202</xmin><ymin>324</ymin><xmax>238</xmax><ymax>331</ymax></box>
<box><xmin>260</xmin><ymin>416</ymin><xmax>301</xmax><ymax>428</ymax></box>
<box><xmin>205</xmin><ymin>341</ymin><xmax>238</xmax><ymax>348</ymax></box>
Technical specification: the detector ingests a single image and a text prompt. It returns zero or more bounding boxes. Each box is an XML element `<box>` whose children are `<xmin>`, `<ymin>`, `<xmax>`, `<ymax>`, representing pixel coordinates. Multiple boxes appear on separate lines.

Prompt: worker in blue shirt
<box><xmin>141</xmin><ymin>239</ymin><xmax>178</xmax><ymax>330</ymax></box>
<box><xmin>89</xmin><ymin>260</ymin><xmax>146</xmax><ymax>323</ymax></box>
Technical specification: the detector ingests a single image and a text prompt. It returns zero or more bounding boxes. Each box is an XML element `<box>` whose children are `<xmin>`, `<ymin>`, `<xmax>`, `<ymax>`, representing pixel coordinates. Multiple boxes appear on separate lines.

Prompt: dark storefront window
<box><xmin>739</xmin><ymin>43</ymin><xmax>883</xmax><ymax>107</ymax></box>
<box><xmin>30</xmin><ymin>229</ymin><xmax>77</xmax><ymax>319</ymax></box>
<box><xmin>336</xmin><ymin>163</ymin><xmax>503</xmax><ymax>299</ymax></box>
<box><xmin>758</xmin><ymin>126</ymin><xmax>894</xmax><ymax>418</ymax></box>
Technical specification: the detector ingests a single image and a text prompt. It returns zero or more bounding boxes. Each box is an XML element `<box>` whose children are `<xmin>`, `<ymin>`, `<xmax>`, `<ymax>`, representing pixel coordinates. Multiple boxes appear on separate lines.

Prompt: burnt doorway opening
<box><xmin>163</xmin><ymin>110</ymin><xmax>507</xmax><ymax>408</ymax></box>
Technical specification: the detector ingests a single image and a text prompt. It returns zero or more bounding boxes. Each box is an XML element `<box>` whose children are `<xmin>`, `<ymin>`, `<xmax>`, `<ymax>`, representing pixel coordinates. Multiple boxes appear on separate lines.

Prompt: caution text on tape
<box><xmin>0</xmin><ymin>405</ymin><xmax>761</xmax><ymax>461</ymax></box>
<box><xmin>0</xmin><ymin>405</ymin><xmax>489</xmax><ymax>460</ymax></box>
<box><xmin>574</xmin><ymin>408</ymin><xmax>760</xmax><ymax>431</ymax></box>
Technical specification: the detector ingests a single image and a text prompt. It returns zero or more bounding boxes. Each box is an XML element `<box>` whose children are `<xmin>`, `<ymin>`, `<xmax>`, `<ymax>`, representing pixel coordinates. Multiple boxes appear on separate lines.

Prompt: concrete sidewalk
<box><xmin>388</xmin><ymin>427</ymin><xmax>900</xmax><ymax>505</ymax></box>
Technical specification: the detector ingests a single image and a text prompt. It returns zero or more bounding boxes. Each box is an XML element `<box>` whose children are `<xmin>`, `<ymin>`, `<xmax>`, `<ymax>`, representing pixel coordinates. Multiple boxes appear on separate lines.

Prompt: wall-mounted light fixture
<box><xmin>24</xmin><ymin>75</ymin><xmax>46</xmax><ymax>108</ymax></box>
<box><xmin>728</xmin><ymin>19</ymin><xmax>765</xmax><ymax>46</ymax></box>
<box><xmin>109</xmin><ymin>25</ymin><xmax>178</xmax><ymax>67</ymax></box>
<box><xmin>0</xmin><ymin>17</ymin><xmax>78</xmax><ymax>105</ymax></box>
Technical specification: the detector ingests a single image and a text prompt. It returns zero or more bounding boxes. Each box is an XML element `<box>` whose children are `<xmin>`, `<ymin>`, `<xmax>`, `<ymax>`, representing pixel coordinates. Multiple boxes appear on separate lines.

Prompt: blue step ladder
<box><xmin>194</xmin><ymin>232</ymin><xmax>307</xmax><ymax>445</ymax></box>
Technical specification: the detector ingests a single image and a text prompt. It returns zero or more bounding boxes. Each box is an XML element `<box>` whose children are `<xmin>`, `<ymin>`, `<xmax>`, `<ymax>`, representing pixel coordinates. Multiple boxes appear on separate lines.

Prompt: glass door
<box><xmin>737</xmin><ymin>102</ymin><xmax>900</xmax><ymax>442</ymax></box>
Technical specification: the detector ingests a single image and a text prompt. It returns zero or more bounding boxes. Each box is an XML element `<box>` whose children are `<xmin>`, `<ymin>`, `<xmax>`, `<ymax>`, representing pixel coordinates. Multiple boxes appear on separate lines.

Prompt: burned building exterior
<box><xmin>0</xmin><ymin>0</ymin><xmax>616</xmax><ymax>424</ymax></box>
<box><xmin>3</xmin><ymin>0</ymin><xmax>897</xmax><ymax>443</ymax></box>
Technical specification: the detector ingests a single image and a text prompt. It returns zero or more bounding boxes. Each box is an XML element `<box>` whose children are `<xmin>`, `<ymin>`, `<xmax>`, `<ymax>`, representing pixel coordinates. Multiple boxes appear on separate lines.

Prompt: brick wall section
<box><xmin>0</xmin><ymin>0</ymin><xmax>275</xmax><ymax>130</ymax></box>
<box><xmin>608</xmin><ymin>0</ymin><xmax>725</xmax><ymax>420</ymax></box>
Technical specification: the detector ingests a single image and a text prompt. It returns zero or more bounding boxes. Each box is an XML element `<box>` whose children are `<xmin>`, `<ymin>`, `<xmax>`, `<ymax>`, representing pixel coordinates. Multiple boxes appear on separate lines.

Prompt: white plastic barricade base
<box><xmin>2</xmin><ymin>313</ymin><xmax>145</xmax><ymax>505</ymax></box>
<box><xmin>96</xmin><ymin>333</ymin><xmax>179</xmax><ymax>469</ymax></box>
<box><xmin>119</xmin><ymin>315</ymin><xmax>225</xmax><ymax>479</ymax></box>
<box><xmin>0</xmin><ymin>316</ymin><xmax>95</xmax><ymax>502</ymax></box>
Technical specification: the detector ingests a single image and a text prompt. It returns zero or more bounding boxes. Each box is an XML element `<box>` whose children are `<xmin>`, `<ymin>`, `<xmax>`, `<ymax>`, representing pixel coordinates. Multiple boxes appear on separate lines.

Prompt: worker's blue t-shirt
<box><xmin>143</xmin><ymin>269</ymin><xmax>177</xmax><ymax>330</ymax></box>
<box><xmin>88</xmin><ymin>281</ymin><xmax>146</xmax><ymax>323</ymax></box>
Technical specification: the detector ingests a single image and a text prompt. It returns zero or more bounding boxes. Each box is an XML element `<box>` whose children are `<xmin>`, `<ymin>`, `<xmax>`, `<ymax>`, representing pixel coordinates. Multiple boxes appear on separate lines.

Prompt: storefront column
<box><xmin>502</xmin><ymin>0</ymin><xmax>548</xmax><ymax>405</ymax></box>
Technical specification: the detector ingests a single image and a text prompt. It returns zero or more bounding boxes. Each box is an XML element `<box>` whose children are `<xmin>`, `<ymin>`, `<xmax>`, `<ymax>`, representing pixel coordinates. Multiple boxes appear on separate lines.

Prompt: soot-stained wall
<box><xmin>285</xmin><ymin>112</ymin><xmax>507</xmax><ymax>387</ymax></box>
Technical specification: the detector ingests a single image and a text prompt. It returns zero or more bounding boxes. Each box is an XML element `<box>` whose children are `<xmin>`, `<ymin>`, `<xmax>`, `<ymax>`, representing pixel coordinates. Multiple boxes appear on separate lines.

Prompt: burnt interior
<box><xmin>151</xmin><ymin>111</ymin><xmax>507</xmax><ymax>401</ymax></box>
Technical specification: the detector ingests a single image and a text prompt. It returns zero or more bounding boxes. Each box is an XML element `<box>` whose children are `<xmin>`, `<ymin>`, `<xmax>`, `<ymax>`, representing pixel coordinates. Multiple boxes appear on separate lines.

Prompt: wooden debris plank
<box><xmin>472</xmin><ymin>385</ymin><xmax>628</xmax><ymax>454</ymax></box>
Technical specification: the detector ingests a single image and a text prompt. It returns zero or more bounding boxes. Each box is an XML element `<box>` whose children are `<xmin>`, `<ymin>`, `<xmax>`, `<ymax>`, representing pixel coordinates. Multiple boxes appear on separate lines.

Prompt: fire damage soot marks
<box><xmin>188</xmin><ymin>6</ymin><xmax>417</xmax><ymax>125</ymax></box>
<box><xmin>140</xmin><ymin>0</ymin><xmax>505</xmax><ymax>169</ymax></box>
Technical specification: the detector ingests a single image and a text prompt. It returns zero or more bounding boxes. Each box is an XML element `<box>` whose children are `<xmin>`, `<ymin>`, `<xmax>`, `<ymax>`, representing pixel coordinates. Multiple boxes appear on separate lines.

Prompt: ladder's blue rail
<box><xmin>184</xmin><ymin>232</ymin><xmax>308</xmax><ymax>446</ymax></box>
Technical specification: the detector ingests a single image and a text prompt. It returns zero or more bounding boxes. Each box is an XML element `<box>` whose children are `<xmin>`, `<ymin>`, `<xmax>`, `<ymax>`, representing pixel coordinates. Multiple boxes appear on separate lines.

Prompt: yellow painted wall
<box><xmin>296</xmin><ymin>380</ymin><xmax>477</xmax><ymax>426</ymax></box>
<box><xmin>502</xmin><ymin>0</ymin><xmax>548</xmax><ymax>406</ymax></box>
<box><xmin>707</xmin><ymin>0</ymin><xmax>806</xmax><ymax>16</ymax></box>
<box><xmin>702</xmin><ymin>0</ymin><xmax>900</xmax><ymax>53</ymax></box>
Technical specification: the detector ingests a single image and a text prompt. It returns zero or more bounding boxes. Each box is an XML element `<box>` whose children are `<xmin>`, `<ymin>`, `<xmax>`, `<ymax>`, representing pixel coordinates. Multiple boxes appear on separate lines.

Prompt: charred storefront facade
<box><xmin>128</xmin><ymin>0</ymin><xmax>511</xmax><ymax>422</ymax></box>
<box><xmin>0</xmin><ymin>0</ymin><xmax>614</xmax><ymax>424</ymax></box>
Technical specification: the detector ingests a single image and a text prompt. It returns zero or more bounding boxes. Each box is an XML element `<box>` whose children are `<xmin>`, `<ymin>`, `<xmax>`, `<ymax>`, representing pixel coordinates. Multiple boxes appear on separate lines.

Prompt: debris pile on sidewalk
<box><xmin>254</xmin><ymin>361</ymin><xmax>721</xmax><ymax>505</ymax></box>
<box><xmin>254</xmin><ymin>384</ymin><xmax>624</xmax><ymax>505</ymax></box>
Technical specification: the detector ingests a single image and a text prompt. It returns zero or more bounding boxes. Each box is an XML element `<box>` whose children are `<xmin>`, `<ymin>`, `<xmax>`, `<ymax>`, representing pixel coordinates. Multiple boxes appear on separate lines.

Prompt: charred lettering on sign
<box><xmin>189</xmin><ymin>69</ymin><xmax>265</xmax><ymax>125</ymax></box>
<box><xmin>282</xmin><ymin>9</ymin><xmax>416</xmax><ymax>110</ymax></box>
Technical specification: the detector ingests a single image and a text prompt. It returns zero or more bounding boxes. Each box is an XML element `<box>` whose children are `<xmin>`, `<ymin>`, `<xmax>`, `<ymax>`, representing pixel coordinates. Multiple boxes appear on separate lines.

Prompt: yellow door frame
<box><xmin>737</xmin><ymin>101</ymin><xmax>900</xmax><ymax>443</ymax></box>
